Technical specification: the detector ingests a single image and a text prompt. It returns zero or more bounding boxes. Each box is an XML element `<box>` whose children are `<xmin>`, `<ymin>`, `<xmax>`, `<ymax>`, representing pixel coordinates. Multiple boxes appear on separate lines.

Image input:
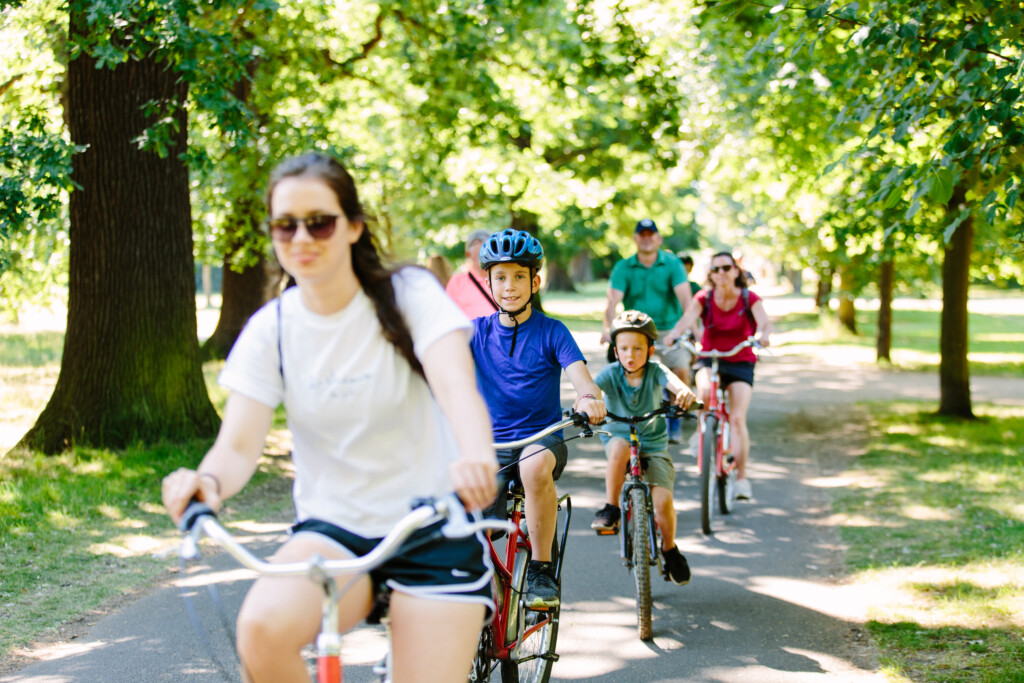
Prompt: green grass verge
<box><xmin>833</xmin><ymin>403</ymin><xmax>1024</xmax><ymax>682</ymax></box>
<box><xmin>0</xmin><ymin>344</ymin><xmax>293</xmax><ymax>661</ymax></box>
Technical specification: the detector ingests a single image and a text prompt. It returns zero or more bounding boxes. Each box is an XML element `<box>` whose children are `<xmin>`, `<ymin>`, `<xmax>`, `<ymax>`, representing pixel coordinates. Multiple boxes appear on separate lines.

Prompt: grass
<box><xmin>832</xmin><ymin>403</ymin><xmax>1024</xmax><ymax>682</ymax></box>
<box><xmin>0</xmin><ymin>332</ymin><xmax>295</xmax><ymax>661</ymax></box>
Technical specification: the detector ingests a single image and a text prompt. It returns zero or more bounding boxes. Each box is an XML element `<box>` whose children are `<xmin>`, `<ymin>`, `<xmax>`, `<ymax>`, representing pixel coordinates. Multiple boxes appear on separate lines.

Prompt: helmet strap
<box><xmin>488</xmin><ymin>269</ymin><xmax>536</xmax><ymax>357</ymax></box>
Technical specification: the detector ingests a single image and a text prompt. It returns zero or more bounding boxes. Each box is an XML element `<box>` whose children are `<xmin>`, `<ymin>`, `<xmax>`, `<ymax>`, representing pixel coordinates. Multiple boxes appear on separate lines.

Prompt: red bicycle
<box><xmin>470</xmin><ymin>411</ymin><xmax>594</xmax><ymax>683</ymax></box>
<box><xmin>177</xmin><ymin>494</ymin><xmax>510</xmax><ymax>683</ymax></box>
<box><xmin>680</xmin><ymin>335</ymin><xmax>760</xmax><ymax>535</ymax></box>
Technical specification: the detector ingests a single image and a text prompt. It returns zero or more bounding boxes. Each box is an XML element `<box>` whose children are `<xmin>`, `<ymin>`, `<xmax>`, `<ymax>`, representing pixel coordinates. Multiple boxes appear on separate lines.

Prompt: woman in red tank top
<box><xmin>664</xmin><ymin>252</ymin><xmax>772</xmax><ymax>500</ymax></box>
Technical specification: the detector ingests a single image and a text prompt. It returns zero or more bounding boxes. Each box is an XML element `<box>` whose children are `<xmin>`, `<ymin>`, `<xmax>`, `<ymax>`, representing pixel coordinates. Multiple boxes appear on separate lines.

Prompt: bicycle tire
<box><xmin>629</xmin><ymin>487</ymin><xmax>653</xmax><ymax>640</ymax></box>
<box><xmin>700</xmin><ymin>414</ymin><xmax>719</xmax><ymax>535</ymax></box>
<box><xmin>718</xmin><ymin>465</ymin><xmax>736</xmax><ymax>515</ymax></box>
<box><xmin>500</xmin><ymin>546</ymin><xmax>558</xmax><ymax>682</ymax></box>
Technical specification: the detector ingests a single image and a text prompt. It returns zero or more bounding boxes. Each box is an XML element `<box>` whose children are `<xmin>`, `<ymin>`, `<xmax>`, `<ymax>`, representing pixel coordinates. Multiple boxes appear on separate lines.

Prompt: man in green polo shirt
<box><xmin>602</xmin><ymin>219</ymin><xmax>694</xmax><ymax>441</ymax></box>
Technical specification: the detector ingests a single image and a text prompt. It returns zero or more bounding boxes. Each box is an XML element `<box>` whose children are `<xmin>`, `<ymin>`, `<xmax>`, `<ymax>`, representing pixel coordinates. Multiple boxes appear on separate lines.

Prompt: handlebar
<box><xmin>676</xmin><ymin>335</ymin><xmax>761</xmax><ymax>360</ymax></box>
<box><xmin>177</xmin><ymin>493</ymin><xmax>514</xmax><ymax>577</ymax></box>
<box><xmin>492</xmin><ymin>410</ymin><xmax>594</xmax><ymax>450</ymax></box>
<box><xmin>603</xmin><ymin>400</ymin><xmax>703</xmax><ymax>426</ymax></box>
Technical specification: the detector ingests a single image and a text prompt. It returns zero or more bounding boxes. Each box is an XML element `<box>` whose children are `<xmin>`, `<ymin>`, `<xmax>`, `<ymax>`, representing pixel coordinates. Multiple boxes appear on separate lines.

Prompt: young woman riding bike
<box><xmin>162</xmin><ymin>152</ymin><xmax>498</xmax><ymax>683</ymax></box>
<box><xmin>664</xmin><ymin>251</ymin><xmax>772</xmax><ymax>500</ymax></box>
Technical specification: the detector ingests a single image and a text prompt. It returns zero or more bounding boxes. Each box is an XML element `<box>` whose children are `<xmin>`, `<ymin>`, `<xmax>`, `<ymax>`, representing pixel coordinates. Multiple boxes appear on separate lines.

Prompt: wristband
<box><xmin>199</xmin><ymin>472</ymin><xmax>222</xmax><ymax>496</ymax></box>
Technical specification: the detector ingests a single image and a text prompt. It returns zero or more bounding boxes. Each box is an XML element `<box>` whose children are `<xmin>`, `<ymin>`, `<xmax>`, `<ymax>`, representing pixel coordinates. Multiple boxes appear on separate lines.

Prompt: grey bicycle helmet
<box><xmin>610</xmin><ymin>310</ymin><xmax>658</xmax><ymax>345</ymax></box>
<box><xmin>478</xmin><ymin>229</ymin><xmax>544</xmax><ymax>271</ymax></box>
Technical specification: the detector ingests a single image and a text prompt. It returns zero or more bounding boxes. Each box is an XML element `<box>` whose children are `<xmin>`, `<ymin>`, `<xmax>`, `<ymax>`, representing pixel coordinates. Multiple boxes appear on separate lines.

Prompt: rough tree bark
<box><xmin>18</xmin><ymin>8</ymin><xmax>219</xmax><ymax>453</ymax></box>
<box><xmin>876</xmin><ymin>258</ymin><xmax>894</xmax><ymax>363</ymax></box>
<box><xmin>938</xmin><ymin>184</ymin><xmax>974</xmax><ymax>418</ymax></box>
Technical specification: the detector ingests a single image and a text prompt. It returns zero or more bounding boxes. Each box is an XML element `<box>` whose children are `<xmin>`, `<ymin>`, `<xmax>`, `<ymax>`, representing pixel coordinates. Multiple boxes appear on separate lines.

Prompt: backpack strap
<box><xmin>468</xmin><ymin>273</ymin><xmax>499</xmax><ymax>311</ymax></box>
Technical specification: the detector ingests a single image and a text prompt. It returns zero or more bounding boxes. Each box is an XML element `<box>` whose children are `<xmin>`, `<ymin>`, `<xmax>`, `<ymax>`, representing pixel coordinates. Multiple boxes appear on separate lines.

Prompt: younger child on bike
<box><xmin>591</xmin><ymin>310</ymin><xmax>697</xmax><ymax>585</ymax></box>
<box><xmin>471</xmin><ymin>228</ymin><xmax>607</xmax><ymax>610</ymax></box>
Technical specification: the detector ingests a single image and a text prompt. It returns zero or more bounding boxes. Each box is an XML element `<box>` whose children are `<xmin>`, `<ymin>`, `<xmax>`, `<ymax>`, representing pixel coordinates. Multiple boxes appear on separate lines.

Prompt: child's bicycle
<box><xmin>679</xmin><ymin>335</ymin><xmax>761</xmax><ymax>535</ymax></box>
<box><xmin>177</xmin><ymin>493</ymin><xmax>512</xmax><ymax>683</ymax></box>
<box><xmin>598</xmin><ymin>403</ymin><xmax>700</xmax><ymax>641</ymax></box>
<box><xmin>470</xmin><ymin>410</ymin><xmax>596</xmax><ymax>683</ymax></box>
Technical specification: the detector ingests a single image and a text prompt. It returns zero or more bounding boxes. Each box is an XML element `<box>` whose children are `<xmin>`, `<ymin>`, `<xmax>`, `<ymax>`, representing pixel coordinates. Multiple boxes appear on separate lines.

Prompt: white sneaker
<box><xmin>735</xmin><ymin>478</ymin><xmax>753</xmax><ymax>500</ymax></box>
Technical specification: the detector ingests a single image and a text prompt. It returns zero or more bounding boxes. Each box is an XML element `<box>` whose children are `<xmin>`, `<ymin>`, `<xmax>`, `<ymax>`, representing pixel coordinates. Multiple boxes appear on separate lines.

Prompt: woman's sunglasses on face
<box><xmin>710</xmin><ymin>264</ymin><xmax>734</xmax><ymax>274</ymax></box>
<box><xmin>267</xmin><ymin>214</ymin><xmax>340</xmax><ymax>242</ymax></box>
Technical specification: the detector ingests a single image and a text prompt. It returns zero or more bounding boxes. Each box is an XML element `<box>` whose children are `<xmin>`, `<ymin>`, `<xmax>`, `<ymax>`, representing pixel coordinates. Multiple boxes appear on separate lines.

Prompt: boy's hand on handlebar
<box><xmin>757</xmin><ymin>334</ymin><xmax>771</xmax><ymax>348</ymax></box>
<box><xmin>162</xmin><ymin>468</ymin><xmax>221</xmax><ymax>525</ymax></box>
<box><xmin>673</xmin><ymin>387</ymin><xmax>699</xmax><ymax>411</ymax></box>
<box><xmin>449</xmin><ymin>456</ymin><xmax>498</xmax><ymax>512</ymax></box>
<box><xmin>574</xmin><ymin>395</ymin><xmax>607</xmax><ymax>424</ymax></box>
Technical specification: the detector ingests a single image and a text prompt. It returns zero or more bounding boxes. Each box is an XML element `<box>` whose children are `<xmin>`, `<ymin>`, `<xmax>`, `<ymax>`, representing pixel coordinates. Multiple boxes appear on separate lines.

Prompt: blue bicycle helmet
<box><xmin>478</xmin><ymin>229</ymin><xmax>544</xmax><ymax>271</ymax></box>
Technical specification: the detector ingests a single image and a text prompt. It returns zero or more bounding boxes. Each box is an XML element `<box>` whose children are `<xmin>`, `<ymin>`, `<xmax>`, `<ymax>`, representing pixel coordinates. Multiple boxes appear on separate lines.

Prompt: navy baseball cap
<box><xmin>634</xmin><ymin>218</ymin><xmax>658</xmax><ymax>234</ymax></box>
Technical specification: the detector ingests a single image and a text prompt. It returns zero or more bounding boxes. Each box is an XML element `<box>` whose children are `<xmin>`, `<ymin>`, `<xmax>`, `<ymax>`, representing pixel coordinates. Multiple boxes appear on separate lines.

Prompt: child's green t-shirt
<box><xmin>594</xmin><ymin>360</ymin><xmax>672</xmax><ymax>453</ymax></box>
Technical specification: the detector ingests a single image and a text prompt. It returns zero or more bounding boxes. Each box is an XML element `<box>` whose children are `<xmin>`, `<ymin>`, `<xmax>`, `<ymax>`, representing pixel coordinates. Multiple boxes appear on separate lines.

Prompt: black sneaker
<box><xmin>524</xmin><ymin>560</ymin><xmax>560</xmax><ymax>610</ymax></box>
<box><xmin>590</xmin><ymin>504</ymin><xmax>621</xmax><ymax>533</ymax></box>
<box><xmin>661</xmin><ymin>546</ymin><xmax>691</xmax><ymax>586</ymax></box>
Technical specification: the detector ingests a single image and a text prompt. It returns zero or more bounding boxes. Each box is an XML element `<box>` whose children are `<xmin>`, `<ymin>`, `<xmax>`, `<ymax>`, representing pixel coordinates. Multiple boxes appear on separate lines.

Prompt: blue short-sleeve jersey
<box><xmin>594</xmin><ymin>360</ymin><xmax>671</xmax><ymax>452</ymax></box>
<box><xmin>472</xmin><ymin>311</ymin><xmax>585</xmax><ymax>441</ymax></box>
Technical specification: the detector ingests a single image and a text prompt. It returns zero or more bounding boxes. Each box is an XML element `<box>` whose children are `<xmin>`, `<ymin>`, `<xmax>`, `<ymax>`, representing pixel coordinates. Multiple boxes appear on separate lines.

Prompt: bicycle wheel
<box><xmin>718</xmin><ymin>462</ymin><xmax>736</xmax><ymax>515</ymax></box>
<box><xmin>629</xmin><ymin>487</ymin><xmax>653</xmax><ymax>640</ymax></box>
<box><xmin>699</xmin><ymin>414</ymin><xmax>719</xmax><ymax>535</ymax></box>
<box><xmin>501</xmin><ymin>549</ymin><xmax>558</xmax><ymax>683</ymax></box>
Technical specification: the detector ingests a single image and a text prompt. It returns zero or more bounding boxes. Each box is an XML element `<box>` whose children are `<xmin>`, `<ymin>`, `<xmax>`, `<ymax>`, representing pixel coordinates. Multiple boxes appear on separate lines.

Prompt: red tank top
<box><xmin>697</xmin><ymin>288</ymin><xmax>760</xmax><ymax>363</ymax></box>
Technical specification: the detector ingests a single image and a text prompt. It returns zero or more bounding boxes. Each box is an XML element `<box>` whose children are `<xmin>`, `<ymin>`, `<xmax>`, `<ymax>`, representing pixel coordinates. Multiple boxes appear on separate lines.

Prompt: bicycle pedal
<box><xmin>594</xmin><ymin>527</ymin><xmax>618</xmax><ymax>536</ymax></box>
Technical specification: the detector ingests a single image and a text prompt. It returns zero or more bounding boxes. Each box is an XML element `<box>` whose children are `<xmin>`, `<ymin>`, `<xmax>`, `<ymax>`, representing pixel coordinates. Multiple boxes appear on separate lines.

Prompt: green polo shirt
<box><xmin>609</xmin><ymin>250</ymin><xmax>689</xmax><ymax>331</ymax></box>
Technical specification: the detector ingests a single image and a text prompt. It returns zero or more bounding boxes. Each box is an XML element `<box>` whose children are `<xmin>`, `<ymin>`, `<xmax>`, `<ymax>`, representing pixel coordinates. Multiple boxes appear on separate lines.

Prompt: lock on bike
<box><xmin>470</xmin><ymin>410</ymin><xmax>595</xmax><ymax>683</ymax></box>
<box><xmin>598</xmin><ymin>402</ymin><xmax>700</xmax><ymax>641</ymax></box>
<box><xmin>177</xmin><ymin>493</ymin><xmax>512</xmax><ymax>683</ymax></box>
<box><xmin>679</xmin><ymin>335</ymin><xmax>762</xmax><ymax>535</ymax></box>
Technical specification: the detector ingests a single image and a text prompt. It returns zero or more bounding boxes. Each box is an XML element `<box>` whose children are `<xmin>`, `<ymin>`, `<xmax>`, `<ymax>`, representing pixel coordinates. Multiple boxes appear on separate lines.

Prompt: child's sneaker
<box><xmin>661</xmin><ymin>546</ymin><xmax>691</xmax><ymax>585</ymax></box>
<box><xmin>590</xmin><ymin>504</ymin><xmax>620</xmax><ymax>533</ymax></box>
<box><xmin>735</xmin><ymin>478</ymin><xmax>753</xmax><ymax>500</ymax></box>
<box><xmin>524</xmin><ymin>560</ymin><xmax>559</xmax><ymax>610</ymax></box>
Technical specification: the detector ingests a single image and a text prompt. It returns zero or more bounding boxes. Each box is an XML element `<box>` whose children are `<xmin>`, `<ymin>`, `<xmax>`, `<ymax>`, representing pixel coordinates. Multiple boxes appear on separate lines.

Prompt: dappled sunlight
<box><xmin>88</xmin><ymin>534</ymin><xmax>165</xmax><ymax>558</ymax></box>
<box><xmin>747</xmin><ymin>575</ymin><xmax>871</xmax><ymax>623</ymax></box>
<box><xmin>901</xmin><ymin>505</ymin><xmax>954</xmax><ymax>522</ymax></box>
<box><xmin>854</xmin><ymin>562</ymin><xmax>1024</xmax><ymax>629</ymax></box>
<box><xmin>96</xmin><ymin>503</ymin><xmax>122</xmax><ymax>520</ymax></box>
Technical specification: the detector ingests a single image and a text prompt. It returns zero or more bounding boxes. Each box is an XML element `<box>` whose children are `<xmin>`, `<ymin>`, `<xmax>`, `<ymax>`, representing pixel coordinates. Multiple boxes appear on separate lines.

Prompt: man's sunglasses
<box><xmin>267</xmin><ymin>214</ymin><xmax>340</xmax><ymax>242</ymax></box>
<box><xmin>709</xmin><ymin>264</ymin><xmax>735</xmax><ymax>274</ymax></box>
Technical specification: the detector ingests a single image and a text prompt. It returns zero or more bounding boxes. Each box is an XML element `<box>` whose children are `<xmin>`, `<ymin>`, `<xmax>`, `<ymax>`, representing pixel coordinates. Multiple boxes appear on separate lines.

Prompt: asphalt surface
<box><xmin>4</xmin><ymin>346</ymin><xmax>1022</xmax><ymax>682</ymax></box>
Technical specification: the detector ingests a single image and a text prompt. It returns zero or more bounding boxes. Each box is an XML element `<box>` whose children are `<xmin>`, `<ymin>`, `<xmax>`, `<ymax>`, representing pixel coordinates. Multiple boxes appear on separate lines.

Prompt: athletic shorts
<box><xmin>695</xmin><ymin>359</ymin><xmax>755</xmax><ymax>388</ymax></box>
<box><xmin>291</xmin><ymin>518</ymin><xmax>494</xmax><ymax>616</ymax></box>
<box><xmin>655</xmin><ymin>331</ymin><xmax>692</xmax><ymax>370</ymax></box>
<box><xmin>604</xmin><ymin>440</ymin><xmax>675</xmax><ymax>490</ymax></box>
<box><xmin>495</xmin><ymin>432</ymin><xmax>569</xmax><ymax>483</ymax></box>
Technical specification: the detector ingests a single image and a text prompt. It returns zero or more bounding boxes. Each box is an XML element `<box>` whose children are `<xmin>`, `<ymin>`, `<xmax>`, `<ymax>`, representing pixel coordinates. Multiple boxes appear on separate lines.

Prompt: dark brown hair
<box><xmin>705</xmin><ymin>251</ymin><xmax>749</xmax><ymax>289</ymax></box>
<box><xmin>266</xmin><ymin>153</ymin><xmax>424</xmax><ymax>378</ymax></box>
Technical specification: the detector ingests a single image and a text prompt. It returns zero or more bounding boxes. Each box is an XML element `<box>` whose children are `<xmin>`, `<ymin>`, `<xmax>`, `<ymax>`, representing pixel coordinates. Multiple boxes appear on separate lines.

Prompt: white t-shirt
<box><xmin>219</xmin><ymin>267</ymin><xmax>471</xmax><ymax>537</ymax></box>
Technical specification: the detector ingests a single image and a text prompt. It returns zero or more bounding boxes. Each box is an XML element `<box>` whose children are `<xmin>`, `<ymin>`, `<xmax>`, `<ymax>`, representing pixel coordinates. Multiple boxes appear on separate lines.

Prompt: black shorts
<box><xmin>291</xmin><ymin>518</ymin><xmax>494</xmax><ymax>614</ymax></box>
<box><xmin>695</xmin><ymin>359</ymin><xmax>755</xmax><ymax>388</ymax></box>
<box><xmin>495</xmin><ymin>431</ymin><xmax>569</xmax><ymax>483</ymax></box>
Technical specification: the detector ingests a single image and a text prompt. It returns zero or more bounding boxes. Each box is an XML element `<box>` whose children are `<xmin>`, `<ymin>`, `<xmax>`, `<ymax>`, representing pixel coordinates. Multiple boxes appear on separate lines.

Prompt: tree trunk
<box><xmin>938</xmin><ymin>185</ymin><xmax>974</xmax><ymax>418</ymax></box>
<box><xmin>814</xmin><ymin>265</ymin><xmax>833</xmax><ymax>311</ymax></box>
<box><xmin>876</xmin><ymin>258</ymin><xmax>894</xmax><ymax>363</ymax></box>
<box><xmin>19</xmin><ymin>10</ymin><xmax>219</xmax><ymax>453</ymax></box>
<box><xmin>545</xmin><ymin>261</ymin><xmax>576</xmax><ymax>292</ymax></box>
<box><xmin>569</xmin><ymin>251</ymin><xmax>593</xmax><ymax>284</ymax></box>
<box><xmin>202</xmin><ymin>249</ymin><xmax>271</xmax><ymax>361</ymax></box>
<box><xmin>836</xmin><ymin>266</ymin><xmax>858</xmax><ymax>334</ymax></box>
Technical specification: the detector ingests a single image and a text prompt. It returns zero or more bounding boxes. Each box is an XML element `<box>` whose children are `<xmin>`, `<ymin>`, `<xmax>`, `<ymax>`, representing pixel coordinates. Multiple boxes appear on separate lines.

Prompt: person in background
<box><xmin>680</xmin><ymin>254</ymin><xmax>702</xmax><ymax>297</ymax></box>
<box><xmin>602</xmin><ymin>218</ymin><xmax>693</xmax><ymax>441</ymax></box>
<box><xmin>664</xmin><ymin>251</ymin><xmax>772</xmax><ymax>501</ymax></box>
<box><xmin>445</xmin><ymin>228</ymin><xmax>499</xmax><ymax>319</ymax></box>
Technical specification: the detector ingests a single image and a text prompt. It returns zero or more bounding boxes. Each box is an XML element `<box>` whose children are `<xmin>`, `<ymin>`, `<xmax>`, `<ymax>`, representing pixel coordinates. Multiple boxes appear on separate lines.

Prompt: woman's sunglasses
<box><xmin>267</xmin><ymin>214</ymin><xmax>340</xmax><ymax>242</ymax></box>
<box><xmin>710</xmin><ymin>264</ymin><xmax>735</xmax><ymax>274</ymax></box>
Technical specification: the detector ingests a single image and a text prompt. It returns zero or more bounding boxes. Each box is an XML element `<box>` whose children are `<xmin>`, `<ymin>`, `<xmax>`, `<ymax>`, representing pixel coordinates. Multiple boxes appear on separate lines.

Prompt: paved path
<box><xmin>3</xmin><ymin>348</ymin><xmax>1022</xmax><ymax>682</ymax></box>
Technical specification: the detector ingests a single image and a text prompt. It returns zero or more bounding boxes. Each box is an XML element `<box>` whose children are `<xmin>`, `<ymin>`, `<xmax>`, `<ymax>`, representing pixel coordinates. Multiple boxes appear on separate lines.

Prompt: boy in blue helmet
<box><xmin>471</xmin><ymin>228</ymin><xmax>607</xmax><ymax>610</ymax></box>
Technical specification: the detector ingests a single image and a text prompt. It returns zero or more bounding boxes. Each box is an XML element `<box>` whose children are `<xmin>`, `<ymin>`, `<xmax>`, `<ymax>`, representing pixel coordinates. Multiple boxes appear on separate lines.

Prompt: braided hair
<box><xmin>266</xmin><ymin>153</ymin><xmax>424</xmax><ymax>379</ymax></box>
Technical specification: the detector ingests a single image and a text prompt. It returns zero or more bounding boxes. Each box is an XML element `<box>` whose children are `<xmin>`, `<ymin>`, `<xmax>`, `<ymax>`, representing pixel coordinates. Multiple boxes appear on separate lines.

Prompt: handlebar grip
<box><xmin>178</xmin><ymin>499</ymin><xmax>216</xmax><ymax>533</ymax></box>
